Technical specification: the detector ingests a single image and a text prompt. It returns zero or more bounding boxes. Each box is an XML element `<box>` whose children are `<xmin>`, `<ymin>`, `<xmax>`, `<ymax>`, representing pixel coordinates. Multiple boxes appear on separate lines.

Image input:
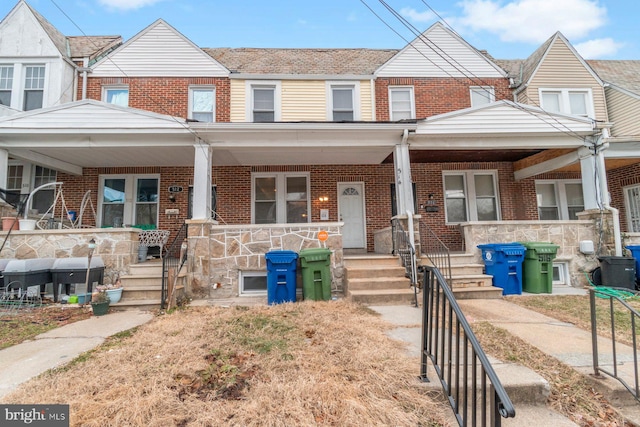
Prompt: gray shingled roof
<box><xmin>26</xmin><ymin>2</ymin><xmax>68</xmax><ymax>57</ymax></box>
<box><xmin>588</xmin><ymin>60</ymin><xmax>640</xmax><ymax>95</ymax></box>
<box><xmin>204</xmin><ymin>48</ymin><xmax>398</xmax><ymax>75</ymax></box>
<box><xmin>68</xmin><ymin>36</ymin><xmax>122</xmax><ymax>61</ymax></box>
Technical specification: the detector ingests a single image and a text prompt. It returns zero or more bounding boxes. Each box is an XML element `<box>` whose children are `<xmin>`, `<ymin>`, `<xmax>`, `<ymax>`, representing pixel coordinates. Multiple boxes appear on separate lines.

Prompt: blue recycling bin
<box><xmin>477</xmin><ymin>243</ymin><xmax>526</xmax><ymax>295</ymax></box>
<box><xmin>626</xmin><ymin>245</ymin><xmax>640</xmax><ymax>289</ymax></box>
<box><xmin>265</xmin><ymin>250</ymin><xmax>298</xmax><ymax>305</ymax></box>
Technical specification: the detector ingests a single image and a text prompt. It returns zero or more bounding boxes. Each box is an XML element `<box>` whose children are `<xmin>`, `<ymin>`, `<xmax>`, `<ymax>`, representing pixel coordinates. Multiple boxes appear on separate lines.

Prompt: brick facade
<box><xmin>607</xmin><ymin>163</ymin><xmax>640</xmax><ymax>233</ymax></box>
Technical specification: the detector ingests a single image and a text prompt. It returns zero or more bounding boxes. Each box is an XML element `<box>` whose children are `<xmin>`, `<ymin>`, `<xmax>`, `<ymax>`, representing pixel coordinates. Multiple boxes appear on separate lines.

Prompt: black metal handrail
<box><xmin>590</xmin><ymin>287</ymin><xmax>640</xmax><ymax>402</ymax></box>
<box><xmin>391</xmin><ymin>216</ymin><xmax>419</xmax><ymax>306</ymax></box>
<box><xmin>161</xmin><ymin>222</ymin><xmax>188</xmax><ymax>309</ymax></box>
<box><xmin>420</xmin><ymin>265</ymin><xmax>516</xmax><ymax>426</ymax></box>
<box><xmin>419</xmin><ymin>220</ymin><xmax>452</xmax><ymax>283</ymax></box>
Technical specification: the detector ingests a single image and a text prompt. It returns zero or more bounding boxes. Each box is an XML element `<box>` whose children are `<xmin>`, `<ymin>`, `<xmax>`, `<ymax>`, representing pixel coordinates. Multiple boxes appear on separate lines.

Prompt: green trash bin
<box><xmin>521</xmin><ymin>242</ymin><xmax>559</xmax><ymax>294</ymax></box>
<box><xmin>299</xmin><ymin>248</ymin><xmax>332</xmax><ymax>301</ymax></box>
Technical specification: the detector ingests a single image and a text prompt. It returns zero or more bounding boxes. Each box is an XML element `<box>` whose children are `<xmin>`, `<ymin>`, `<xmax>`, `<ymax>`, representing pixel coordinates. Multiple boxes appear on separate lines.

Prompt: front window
<box><xmin>252</xmin><ymin>86</ymin><xmax>275</xmax><ymax>122</ymax></box>
<box><xmin>32</xmin><ymin>166</ymin><xmax>56</xmax><ymax>213</ymax></box>
<box><xmin>443</xmin><ymin>171</ymin><xmax>499</xmax><ymax>223</ymax></box>
<box><xmin>99</xmin><ymin>175</ymin><xmax>158</xmax><ymax>227</ymax></box>
<box><xmin>540</xmin><ymin>89</ymin><xmax>593</xmax><ymax>117</ymax></box>
<box><xmin>470</xmin><ymin>86</ymin><xmax>495</xmax><ymax>107</ymax></box>
<box><xmin>189</xmin><ymin>86</ymin><xmax>215</xmax><ymax>122</ymax></box>
<box><xmin>7</xmin><ymin>165</ymin><xmax>23</xmax><ymax>191</ymax></box>
<box><xmin>624</xmin><ymin>184</ymin><xmax>640</xmax><ymax>232</ymax></box>
<box><xmin>331</xmin><ymin>85</ymin><xmax>354</xmax><ymax>121</ymax></box>
<box><xmin>389</xmin><ymin>87</ymin><xmax>414</xmax><ymax>120</ymax></box>
<box><xmin>253</xmin><ymin>173</ymin><xmax>309</xmax><ymax>224</ymax></box>
<box><xmin>535</xmin><ymin>180</ymin><xmax>584</xmax><ymax>220</ymax></box>
<box><xmin>23</xmin><ymin>65</ymin><xmax>45</xmax><ymax>111</ymax></box>
<box><xmin>0</xmin><ymin>65</ymin><xmax>14</xmax><ymax>107</ymax></box>
<box><xmin>104</xmin><ymin>86</ymin><xmax>129</xmax><ymax>107</ymax></box>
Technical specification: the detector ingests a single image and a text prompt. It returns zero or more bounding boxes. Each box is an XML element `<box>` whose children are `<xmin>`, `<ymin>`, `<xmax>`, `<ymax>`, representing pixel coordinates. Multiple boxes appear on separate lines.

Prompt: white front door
<box><xmin>99</xmin><ymin>174</ymin><xmax>159</xmax><ymax>227</ymax></box>
<box><xmin>338</xmin><ymin>182</ymin><xmax>366</xmax><ymax>249</ymax></box>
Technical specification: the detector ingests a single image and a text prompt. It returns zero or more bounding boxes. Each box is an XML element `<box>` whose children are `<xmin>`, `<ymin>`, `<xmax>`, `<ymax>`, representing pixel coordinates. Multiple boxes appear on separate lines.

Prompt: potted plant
<box><xmin>102</xmin><ymin>273</ymin><xmax>124</xmax><ymax>304</ymax></box>
<box><xmin>91</xmin><ymin>290</ymin><xmax>110</xmax><ymax>316</ymax></box>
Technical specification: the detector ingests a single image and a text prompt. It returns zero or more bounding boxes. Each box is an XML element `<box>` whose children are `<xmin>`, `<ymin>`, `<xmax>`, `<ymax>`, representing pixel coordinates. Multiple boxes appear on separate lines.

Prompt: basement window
<box><xmin>240</xmin><ymin>271</ymin><xmax>267</xmax><ymax>295</ymax></box>
<box><xmin>552</xmin><ymin>263</ymin><xmax>569</xmax><ymax>285</ymax></box>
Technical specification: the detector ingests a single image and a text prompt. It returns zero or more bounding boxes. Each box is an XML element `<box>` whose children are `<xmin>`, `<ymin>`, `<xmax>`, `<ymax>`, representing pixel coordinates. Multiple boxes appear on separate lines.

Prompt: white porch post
<box><xmin>0</xmin><ymin>149</ymin><xmax>7</xmax><ymax>190</ymax></box>
<box><xmin>192</xmin><ymin>142</ymin><xmax>212</xmax><ymax>220</ymax></box>
<box><xmin>393</xmin><ymin>130</ymin><xmax>414</xmax><ymax>215</ymax></box>
<box><xmin>579</xmin><ymin>137</ymin><xmax>610</xmax><ymax>210</ymax></box>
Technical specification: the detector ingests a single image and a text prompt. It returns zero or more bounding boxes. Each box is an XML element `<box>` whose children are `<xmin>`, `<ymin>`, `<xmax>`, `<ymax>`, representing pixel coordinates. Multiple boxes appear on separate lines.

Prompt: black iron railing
<box><xmin>420</xmin><ymin>265</ymin><xmax>516</xmax><ymax>426</ymax></box>
<box><xmin>161</xmin><ymin>222</ymin><xmax>188</xmax><ymax>309</ymax></box>
<box><xmin>419</xmin><ymin>220</ymin><xmax>452</xmax><ymax>283</ymax></box>
<box><xmin>590</xmin><ymin>287</ymin><xmax>640</xmax><ymax>402</ymax></box>
<box><xmin>391</xmin><ymin>216</ymin><xmax>419</xmax><ymax>306</ymax></box>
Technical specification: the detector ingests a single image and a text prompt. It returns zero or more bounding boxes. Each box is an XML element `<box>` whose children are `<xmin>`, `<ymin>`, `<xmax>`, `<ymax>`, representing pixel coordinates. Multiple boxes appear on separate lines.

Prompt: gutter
<box><xmin>593</xmin><ymin>133</ymin><xmax>622</xmax><ymax>256</ymax></box>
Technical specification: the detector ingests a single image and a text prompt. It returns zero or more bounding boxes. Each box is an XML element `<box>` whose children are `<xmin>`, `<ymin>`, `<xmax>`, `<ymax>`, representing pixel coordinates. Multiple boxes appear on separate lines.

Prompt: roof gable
<box><xmin>92</xmin><ymin>19</ymin><xmax>228</xmax><ymax>77</ymax></box>
<box><xmin>376</xmin><ymin>22</ymin><xmax>507</xmax><ymax>78</ymax></box>
<box><xmin>0</xmin><ymin>0</ymin><xmax>66</xmax><ymax>58</ymax></box>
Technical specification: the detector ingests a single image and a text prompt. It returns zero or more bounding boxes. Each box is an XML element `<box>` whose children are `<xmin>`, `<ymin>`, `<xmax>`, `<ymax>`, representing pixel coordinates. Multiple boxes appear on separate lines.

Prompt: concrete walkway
<box><xmin>0</xmin><ymin>310</ymin><xmax>153</xmax><ymax>400</ymax></box>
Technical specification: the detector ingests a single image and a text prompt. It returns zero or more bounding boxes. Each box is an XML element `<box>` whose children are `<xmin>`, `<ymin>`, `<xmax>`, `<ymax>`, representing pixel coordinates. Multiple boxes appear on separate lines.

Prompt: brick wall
<box><xmin>375</xmin><ymin>77</ymin><xmax>512</xmax><ymax>121</ymax></box>
<box><xmin>83</xmin><ymin>77</ymin><xmax>231</xmax><ymax>121</ymax></box>
<box><xmin>607</xmin><ymin>162</ymin><xmax>640</xmax><ymax>233</ymax></box>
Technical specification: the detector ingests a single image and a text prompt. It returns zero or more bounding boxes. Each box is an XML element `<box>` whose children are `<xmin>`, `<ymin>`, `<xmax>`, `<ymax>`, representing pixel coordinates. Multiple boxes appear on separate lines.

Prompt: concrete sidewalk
<box><xmin>0</xmin><ymin>310</ymin><xmax>153</xmax><ymax>400</ymax></box>
<box><xmin>370</xmin><ymin>287</ymin><xmax>640</xmax><ymax>426</ymax></box>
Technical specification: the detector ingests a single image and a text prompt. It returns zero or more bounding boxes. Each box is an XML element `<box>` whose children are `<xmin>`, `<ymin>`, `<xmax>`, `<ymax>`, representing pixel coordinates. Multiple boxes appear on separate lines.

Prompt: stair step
<box><xmin>111</xmin><ymin>298</ymin><xmax>162</xmax><ymax>311</ymax></box>
<box><xmin>347</xmin><ymin>276</ymin><xmax>410</xmax><ymax>291</ymax></box>
<box><xmin>346</xmin><ymin>266</ymin><xmax>407</xmax><ymax>280</ymax></box>
<box><xmin>344</xmin><ymin>255</ymin><xmax>400</xmax><ymax>268</ymax></box>
<box><xmin>347</xmin><ymin>288</ymin><xmax>416</xmax><ymax>305</ymax></box>
<box><xmin>451</xmin><ymin>286</ymin><xmax>503</xmax><ymax>299</ymax></box>
<box><xmin>450</xmin><ymin>274</ymin><xmax>494</xmax><ymax>288</ymax></box>
<box><xmin>128</xmin><ymin>262</ymin><xmax>163</xmax><ymax>275</ymax></box>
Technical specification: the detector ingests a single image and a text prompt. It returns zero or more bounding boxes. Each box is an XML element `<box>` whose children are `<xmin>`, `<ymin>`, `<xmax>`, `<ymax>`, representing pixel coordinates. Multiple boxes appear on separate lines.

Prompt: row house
<box><xmin>0</xmin><ymin>0</ymin><xmax>634</xmax><ymax>305</ymax></box>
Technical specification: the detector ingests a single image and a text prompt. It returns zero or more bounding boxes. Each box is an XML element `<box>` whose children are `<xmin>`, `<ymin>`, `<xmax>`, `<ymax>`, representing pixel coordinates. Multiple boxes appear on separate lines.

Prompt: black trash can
<box><xmin>598</xmin><ymin>256</ymin><xmax>636</xmax><ymax>290</ymax></box>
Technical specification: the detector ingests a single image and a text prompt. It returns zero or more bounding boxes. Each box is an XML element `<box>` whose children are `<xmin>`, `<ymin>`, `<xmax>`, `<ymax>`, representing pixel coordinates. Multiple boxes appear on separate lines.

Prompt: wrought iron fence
<box><xmin>419</xmin><ymin>220</ymin><xmax>452</xmax><ymax>283</ymax></box>
<box><xmin>161</xmin><ymin>222</ymin><xmax>188</xmax><ymax>309</ymax></box>
<box><xmin>590</xmin><ymin>287</ymin><xmax>640</xmax><ymax>402</ymax></box>
<box><xmin>391</xmin><ymin>216</ymin><xmax>418</xmax><ymax>306</ymax></box>
<box><xmin>420</xmin><ymin>265</ymin><xmax>516</xmax><ymax>426</ymax></box>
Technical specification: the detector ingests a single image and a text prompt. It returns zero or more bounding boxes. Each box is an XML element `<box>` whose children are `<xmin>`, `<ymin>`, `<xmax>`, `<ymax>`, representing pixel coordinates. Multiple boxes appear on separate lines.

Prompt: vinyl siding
<box><xmin>0</xmin><ymin>5</ymin><xmax>62</xmax><ymax>57</ymax></box>
<box><xmin>92</xmin><ymin>21</ymin><xmax>228</xmax><ymax>78</ymax></box>
<box><xmin>230</xmin><ymin>79</ymin><xmax>246</xmax><ymax>122</ymax></box>
<box><xmin>523</xmin><ymin>40</ymin><xmax>607</xmax><ymax>121</ymax></box>
<box><xmin>360</xmin><ymin>80</ymin><xmax>373</xmax><ymax>121</ymax></box>
<box><xmin>605</xmin><ymin>87</ymin><xmax>640</xmax><ymax>137</ymax></box>
<box><xmin>281</xmin><ymin>81</ymin><xmax>326</xmax><ymax>121</ymax></box>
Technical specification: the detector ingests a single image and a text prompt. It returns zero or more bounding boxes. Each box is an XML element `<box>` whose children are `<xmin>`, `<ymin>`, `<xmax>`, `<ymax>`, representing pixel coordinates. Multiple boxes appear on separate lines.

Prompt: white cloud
<box><xmin>399</xmin><ymin>7</ymin><xmax>436</xmax><ymax>23</ymax></box>
<box><xmin>98</xmin><ymin>0</ymin><xmax>164</xmax><ymax>11</ymax></box>
<box><xmin>575</xmin><ymin>38</ymin><xmax>624</xmax><ymax>59</ymax></box>
<box><xmin>454</xmin><ymin>0</ymin><xmax>607</xmax><ymax>44</ymax></box>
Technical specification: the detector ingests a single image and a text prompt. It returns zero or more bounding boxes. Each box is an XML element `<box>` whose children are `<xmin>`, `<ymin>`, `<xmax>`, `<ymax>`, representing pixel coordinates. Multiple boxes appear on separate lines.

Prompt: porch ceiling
<box><xmin>383</xmin><ymin>149</ymin><xmax>543</xmax><ymax>163</ymax></box>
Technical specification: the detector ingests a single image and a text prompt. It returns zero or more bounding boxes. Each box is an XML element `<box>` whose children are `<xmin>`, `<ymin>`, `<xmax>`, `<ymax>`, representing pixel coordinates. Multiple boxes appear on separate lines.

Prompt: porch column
<box><xmin>579</xmin><ymin>138</ymin><xmax>610</xmax><ymax>210</ymax></box>
<box><xmin>393</xmin><ymin>130</ymin><xmax>414</xmax><ymax>215</ymax></box>
<box><xmin>192</xmin><ymin>142</ymin><xmax>212</xmax><ymax>220</ymax></box>
<box><xmin>0</xmin><ymin>149</ymin><xmax>7</xmax><ymax>189</ymax></box>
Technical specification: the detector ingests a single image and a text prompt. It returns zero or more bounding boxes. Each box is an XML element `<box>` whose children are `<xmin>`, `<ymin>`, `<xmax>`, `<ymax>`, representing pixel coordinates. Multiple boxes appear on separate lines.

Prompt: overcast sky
<box><xmin>2</xmin><ymin>0</ymin><xmax>637</xmax><ymax>59</ymax></box>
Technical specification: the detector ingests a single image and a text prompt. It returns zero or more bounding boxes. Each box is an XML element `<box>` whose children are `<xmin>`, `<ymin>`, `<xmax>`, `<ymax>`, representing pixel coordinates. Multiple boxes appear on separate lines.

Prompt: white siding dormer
<box><xmin>0</xmin><ymin>2</ymin><xmax>63</xmax><ymax>58</ymax></box>
<box><xmin>92</xmin><ymin>19</ymin><xmax>229</xmax><ymax>78</ymax></box>
<box><xmin>376</xmin><ymin>22</ymin><xmax>507</xmax><ymax>79</ymax></box>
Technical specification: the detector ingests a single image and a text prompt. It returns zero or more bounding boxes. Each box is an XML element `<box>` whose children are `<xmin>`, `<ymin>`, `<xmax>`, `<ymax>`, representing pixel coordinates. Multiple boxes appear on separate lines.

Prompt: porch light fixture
<box><xmin>318</xmin><ymin>196</ymin><xmax>329</xmax><ymax>202</ymax></box>
<box><xmin>83</xmin><ymin>238</ymin><xmax>97</xmax><ymax>306</ymax></box>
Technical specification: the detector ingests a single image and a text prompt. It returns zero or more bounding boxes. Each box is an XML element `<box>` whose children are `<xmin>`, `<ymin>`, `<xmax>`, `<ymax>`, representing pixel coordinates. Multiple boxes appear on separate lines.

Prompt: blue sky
<box><xmin>2</xmin><ymin>0</ymin><xmax>638</xmax><ymax>59</ymax></box>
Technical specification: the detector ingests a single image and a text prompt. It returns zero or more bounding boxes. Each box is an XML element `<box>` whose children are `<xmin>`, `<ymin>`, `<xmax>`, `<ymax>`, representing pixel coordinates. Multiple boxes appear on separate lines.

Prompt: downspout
<box><xmin>593</xmin><ymin>132</ymin><xmax>622</xmax><ymax>256</ymax></box>
<box><xmin>81</xmin><ymin>58</ymin><xmax>89</xmax><ymax>100</ymax></box>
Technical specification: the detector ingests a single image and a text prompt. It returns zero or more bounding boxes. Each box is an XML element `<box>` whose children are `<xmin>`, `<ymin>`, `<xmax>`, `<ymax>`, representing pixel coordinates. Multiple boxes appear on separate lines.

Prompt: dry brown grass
<box><xmin>4</xmin><ymin>300</ymin><xmax>448</xmax><ymax>427</ymax></box>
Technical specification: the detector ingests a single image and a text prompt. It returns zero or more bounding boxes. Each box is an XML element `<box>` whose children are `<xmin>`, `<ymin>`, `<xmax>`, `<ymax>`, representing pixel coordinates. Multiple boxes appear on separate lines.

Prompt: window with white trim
<box><xmin>539</xmin><ymin>89</ymin><xmax>593</xmax><ymax>117</ymax></box>
<box><xmin>240</xmin><ymin>271</ymin><xmax>267</xmax><ymax>295</ymax></box>
<box><xmin>389</xmin><ymin>86</ymin><xmax>414</xmax><ymax>120</ymax></box>
<box><xmin>443</xmin><ymin>171</ymin><xmax>499</xmax><ymax>223</ymax></box>
<box><xmin>470</xmin><ymin>86</ymin><xmax>495</xmax><ymax>107</ymax></box>
<box><xmin>7</xmin><ymin>165</ymin><xmax>23</xmax><ymax>191</ymax></box>
<box><xmin>624</xmin><ymin>184</ymin><xmax>640</xmax><ymax>232</ymax></box>
<box><xmin>32</xmin><ymin>166</ymin><xmax>57</xmax><ymax>214</ymax></box>
<box><xmin>189</xmin><ymin>86</ymin><xmax>215</xmax><ymax>122</ymax></box>
<box><xmin>0</xmin><ymin>65</ymin><xmax>14</xmax><ymax>107</ymax></box>
<box><xmin>252</xmin><ymin>85</ymin><xmax>275</xmax><ymax>122</ymax></box>
<box><xmin>535</xmin><ymin>180</ymin><xmax>583</xmax><ymax>220</ymax></box>
<box><xmin>253</xmin><ymin>173</ymin><xmax>310</xmax><ymax>224</ymax></box>
<box><xmin>23</xmin><ymin>65</ymin><xmax>45</xmax><ymax>111</ymax></box>
<box><xmin>552</xmin><ymin>263</ymin><xmax>569</xmax><ymax>285</ymax></box>
<box><xmin>103</xmin><ymin>86</ymin><xmax>129</xmax><ymax>107</ymax></box>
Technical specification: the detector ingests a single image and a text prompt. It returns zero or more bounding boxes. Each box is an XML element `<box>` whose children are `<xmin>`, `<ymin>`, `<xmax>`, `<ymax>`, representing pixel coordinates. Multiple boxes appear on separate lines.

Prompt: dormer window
<box><xmin>189</xmin><ymin>86</ymin><xmax>215</xmax><ymax>122</ymax></box>
<box><xmin>23</xmin><ymin>65</ymin><xmax>45</xmax><ymax>111</ymax></box>
<box><xmin>540</xmin><ymin>89</ymin><xmax>593</xmax><ymax>117</ymax></box>
<box><xmin>103</xmin><ymin>86</ymin><xmax>129</xmax><ymax>107</ymax></box>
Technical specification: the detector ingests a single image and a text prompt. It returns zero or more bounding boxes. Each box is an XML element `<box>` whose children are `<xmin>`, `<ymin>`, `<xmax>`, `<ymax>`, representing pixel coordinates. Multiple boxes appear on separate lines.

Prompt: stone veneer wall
<box><xmin>0</xmin><ymin>228</ymin><xmax>139</xmax><ymax>284</ymax></box>
<box><xmin>461</xmin><ymin>220</ymin><xmax>599</xmax><ymax>288</ymax></box>
<box><xmin>186</xmin><ymin>220</ymin><xmax>344</xmax><ymax>299</ymax></box>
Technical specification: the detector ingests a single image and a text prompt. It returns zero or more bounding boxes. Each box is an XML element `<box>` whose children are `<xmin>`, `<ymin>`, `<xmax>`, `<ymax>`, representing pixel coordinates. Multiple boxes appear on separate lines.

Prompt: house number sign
<box><xmin>168</xmin><ymin>186</ymin><xmax>183</xmax><ymax>193</ymax></box>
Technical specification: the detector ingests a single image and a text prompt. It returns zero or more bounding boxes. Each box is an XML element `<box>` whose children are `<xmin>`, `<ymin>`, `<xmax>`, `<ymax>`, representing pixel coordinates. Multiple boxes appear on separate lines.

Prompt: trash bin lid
<box><xmin>0</xmin><ymin>258</ymin><xmax>15</xmax><ymax>271</ymax></box>
<box><xmin>52</xmin><ymin>256</ymin><xmax>105</xmax><ymax>270</ymax></box>
<box><xmin>522</xmin><ymin>242</ymin><xmax>559</xmax><ymax>253</ymax></box>
<box><xmin>5</xmin><ymin>258</ymin><xmax>56</xmax><ymax>273</ymax></box>
<box><xmin>265</xmin><ymin>250</ymin><xmax>298</xmax><ymax>263</ymax></box>
<box><xmin>299</xmin><ymin>247</ymin><xmax>331</xmax><ymax>257</ymax></box>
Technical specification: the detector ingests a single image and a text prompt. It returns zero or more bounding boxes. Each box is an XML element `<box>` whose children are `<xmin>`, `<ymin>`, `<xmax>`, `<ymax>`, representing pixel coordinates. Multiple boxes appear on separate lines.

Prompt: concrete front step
<box><xmin>346</xmin><ymin>265</ymin><xmax>407</xmax><ymax>280</ymax></box>
<box><xmin>347</xmin><ymin>276</ymin><xmax>411</xmax><ymax>291</ymax></box>
<box><xmin>452</xmin><ymin>286</ymin><xmax>503</xmax><ymax>299</ymax></box>
<box><xmin>450</xmin><ymin>274</ymin><xmax>493</xmax><ymax>288</ymax></box>
<box><xmin>348</xmin><ymin>288</ymin><xmax>417</xmax><ymax>305</ymax></box>
<box><xmin>344</xmin><ymin>255</ymin><xmax>401</xmax><ymax>269</ymax></box>
<box><xmin>111</xmin><ymin>298</ymin><xmax>162</xmax><ymax>311</ymax></box>
<box><xmin>128</xmin><ymin>262</ymin><xmax>163</xmax><ymax>275</ymax></box>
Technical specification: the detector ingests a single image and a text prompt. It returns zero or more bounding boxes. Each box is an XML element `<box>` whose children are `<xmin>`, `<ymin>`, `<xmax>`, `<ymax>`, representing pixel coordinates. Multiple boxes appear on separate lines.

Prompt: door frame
<box><xmin>337</xmin><ymin>181</ymin><xmax>367</xmax><ymax>249</ymax></box>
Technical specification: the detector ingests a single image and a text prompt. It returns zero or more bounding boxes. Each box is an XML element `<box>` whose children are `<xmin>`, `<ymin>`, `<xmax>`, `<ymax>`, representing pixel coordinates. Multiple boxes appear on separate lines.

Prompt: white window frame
<box><xmin>389</xmin><ymin>86</ymin><xmax>415</xmax><ymax>120</ymax></box>
<box><xmin>326</xmin><ymin>81</ymin><xmax>360</xmax><ymax>121</ymax></box>
<box><xmin>538</xmin><ymin>88</ymin><xmax>594</xmax><ymax>117</ymax></box>
<box><xmin>246</xmin><ymin>80</ymin><xmax>281</xmax><ymax>122</ymax></box>
<box><xmin>188</xmin><ymin>85</ymin><xmax>215</xmax><ymax>122</ymax></box>
<box><xmin>470</xmin><ymin>86</ymin><xmax>495</xmax><ymax>107</ymax></box>
<box><xmin>443</xmin><ymin>170</ymin><xmax>501</xmax><ymax>224</ymax></box>
<box><xmin>535</xmin><ymin>179</ymin><xmax>584</xmax><ymax>220</ymax></box>
<box><xmin>98</xmin><ymin>174</ymin><xmax>160</xmax><ymax>227</ymax></box>
<box><xmin>552</xmin><ymin>262</ymin><xmax>569</xmax><ymax>285</ymax></box>
<box><xmin>102</xmin><ymin>85</ymin><xmax>129</xmax><ymax>107</ymax></box>
<box><xmin>239</xmin><ymin>271</ymin><xmax>267</xmax><ymax>295</ymax></box>
<box><xmin>0</xmin><ymin>65</ymin><xmax>14</xmax><ymax>107</ymax></box>
<box><xmin>251</xmin><ymin>172</ymin><xmax>310</xmax><ymax>224</ymax></box>
<box><xmin>22</xmin><ymin>64</ymin><xmax>46</xmax><ymax>111</ymax></box>
<box><xmin>624</xmin><ymin>184</ymin><xmax>640</xmax><ymax>233</ymax></box>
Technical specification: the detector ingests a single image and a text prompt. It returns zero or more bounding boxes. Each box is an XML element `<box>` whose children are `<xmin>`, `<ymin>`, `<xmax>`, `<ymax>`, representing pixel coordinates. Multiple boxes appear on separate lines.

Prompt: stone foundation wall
<box><xmin>0</xmin><ymin>228</ymin><xmax>139</xmax><ymax>285</ymax></box>
<box><xmin>461</xmin><ymin>220</ymin><xmax>599</xmax><ymax>288</ymax></box>
<box><xmin>186</xmin><ymin>220</ymin><xmax>344</xmax><ymax>299</ymax></box>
